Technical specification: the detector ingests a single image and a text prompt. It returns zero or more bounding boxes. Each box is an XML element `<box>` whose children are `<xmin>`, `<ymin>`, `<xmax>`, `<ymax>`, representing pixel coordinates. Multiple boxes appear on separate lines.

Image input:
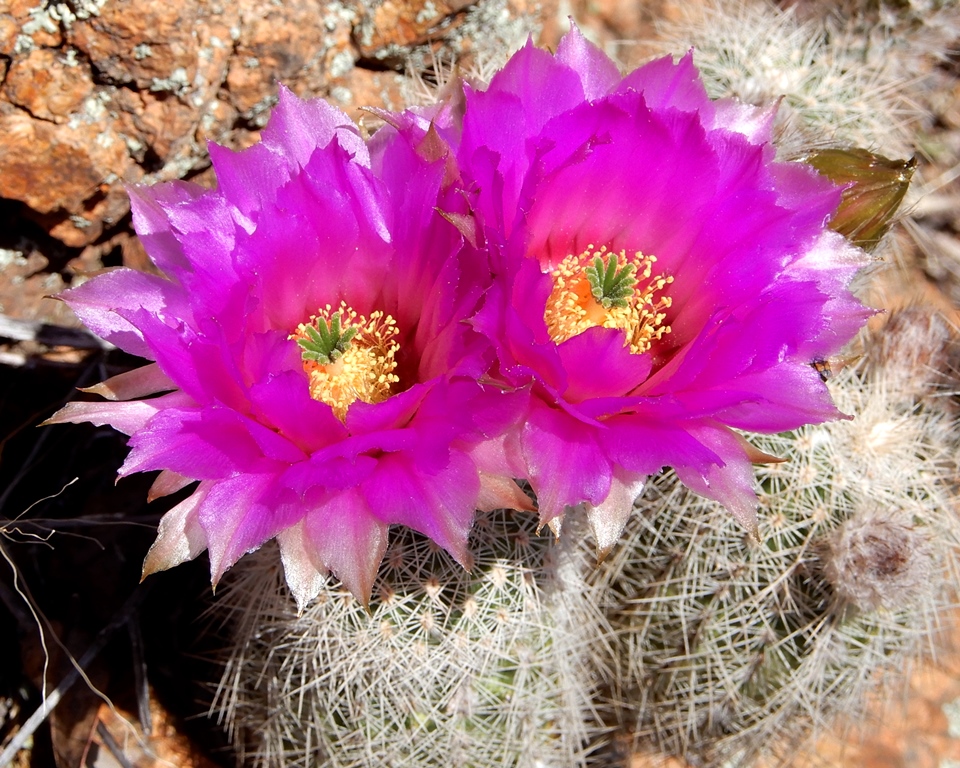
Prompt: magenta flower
<box><xmin>453</xmin><ymin>29</ymin><xmax>871</xmax><ymax>552</ymax></box>
<box><xmin>46</xmin><ymin>88</ymin><xmax>521</xmax><ymax>609</ymax></box>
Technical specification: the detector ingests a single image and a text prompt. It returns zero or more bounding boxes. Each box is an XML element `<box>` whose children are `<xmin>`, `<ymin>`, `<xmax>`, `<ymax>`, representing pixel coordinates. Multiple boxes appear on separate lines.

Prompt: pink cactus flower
<box><xmin>47</xmin><ymin>89</ymin><xmax>521</xmax><ymax>609</ymax></box>
<box><xmin>452</xmin><ymin>28</ymin><xmax>871</xmax><ymax>552</ymax></box>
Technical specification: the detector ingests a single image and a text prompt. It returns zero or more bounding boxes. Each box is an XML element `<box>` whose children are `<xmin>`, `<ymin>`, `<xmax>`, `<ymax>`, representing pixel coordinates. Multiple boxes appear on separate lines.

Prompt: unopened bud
<box><xmin>822</xmin><ymin>509</ymin><xmax>933</xmax><ymax>612</ymax></box>
<box><xmin>804</xmin><ymin>148</ymin><xmax>916</xmax><ymax>252</ymax></box>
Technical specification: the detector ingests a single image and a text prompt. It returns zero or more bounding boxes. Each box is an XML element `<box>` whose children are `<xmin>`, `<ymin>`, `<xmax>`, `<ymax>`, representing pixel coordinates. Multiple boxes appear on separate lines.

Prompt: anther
<box><xmin>291</xmin><ymin>301</ymin><xmax>400</xmax><ymax>420</ymax></box>
<box><xmin>543</xmin><ymin>245</ymin><xmax>673</xmax><ymax>355</ymax></box>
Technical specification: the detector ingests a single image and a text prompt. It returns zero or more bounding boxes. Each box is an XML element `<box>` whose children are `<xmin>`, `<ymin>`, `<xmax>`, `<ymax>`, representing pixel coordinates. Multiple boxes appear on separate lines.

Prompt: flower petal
<box><xmin>147</xmin><ymin>470</ymin><xmax>195</xmax><ymax>502</ymax></box>
<box><xmin>277</xmin><ymin>520</ymin><xmax>330</xmax><ymax>613</ymax></box>
<box><xmin>43</xmin><ymin>391</ymin><xmax>193</xmax><ymax>436</ymax></box>
<box><xmin>362</xmin><ymin>451</ymin><xmax>478</xmax><ymax>567</ymax></box>
<box><xmin>584</xmin><ymin>468</ymin><xmax>647</xmax><ymax>559</ymax></box>
<box><xmin>673</xmin><ymin>424</ymin><xmax>760</xmax><ymax>534</ymax></box>
<box><xmin>81</xmin><ymin>363</ymin><xmax>174</xmax><ymax>401</ymax></box>
<box><xmin>200</xmin><ymin>473</ymin><xmax>301</xmax><ymax>586</ymax></box>
<box><xmin>60</xmin><ymin>268</ymin><xmax>190</xmax><ymax>359</ymax></box>
<box><xmin>556</xmin><ymin>24</ymin><xmax>622</xmax><ymax>99</ymax></box>
<box><xmin>141</xmin><ymin>482</ymin><xmax>210</xmax><ymax>578</ymax></box>
<box><xmin>120</xmin><ymin>407</ymin><xmax>304</xmax><ymax>479</ymax></box>
<box><xmin>556</xmin><ymin>326</ymin><xmax>652</xmax><ymax>402</ymax></box>
<box><xmin>521</xmin><ymin>402</ymin><xmax>612</xmax><ymax>524</ymax></box>
<box><xmin>477</xmin><ymin>472</ymin><xmax>536</xmax><ymax>513</ymax></box>
<box><xmin>303</xmin><ymin>489</ymin><xmax>390</xmax><ymax>605</ymax></box>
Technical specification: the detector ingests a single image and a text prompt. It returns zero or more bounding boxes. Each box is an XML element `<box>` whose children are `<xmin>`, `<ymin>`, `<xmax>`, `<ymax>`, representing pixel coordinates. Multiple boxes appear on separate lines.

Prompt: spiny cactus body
<box><xmin>596</xmin><ymin>312</ymin><xmax>960</xmax><ymax>766</ymax></box>
<box><xmin>211</xmin><ymin>508</ymin><xmax>610</xmax><ymax>768</ymax></box>
<box><xmin>653</xmin><ymin>1</ymin><xmax>918</xmax><ymax>158</ymax></box>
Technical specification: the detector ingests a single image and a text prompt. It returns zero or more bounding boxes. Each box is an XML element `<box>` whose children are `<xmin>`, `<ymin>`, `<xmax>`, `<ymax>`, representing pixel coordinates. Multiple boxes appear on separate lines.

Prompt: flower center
<box><xmin>543</xmin><ymin>244</ymin><xmax>673</xmax><ymax>354</ymax></box>
<box><xmin>291</xmin><ymin>301</ymin><xmax>400</xmax><ymax>421</ymax></box>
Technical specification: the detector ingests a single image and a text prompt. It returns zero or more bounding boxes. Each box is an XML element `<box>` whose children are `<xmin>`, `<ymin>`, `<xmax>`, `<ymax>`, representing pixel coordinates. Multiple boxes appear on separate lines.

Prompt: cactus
<box><xmin>201</xmin><ymin>6</ymin><xmax>958</xmax><ymax>766</ymax></box>
<box><xmin>651</xmin><ymin>1</ymin><xmax>920</xmax><ymax>158</ymax></box>
<box><xmin>210</xmin><ymin>507</ymin><xmax>612</xmax><ymax>768</ymax></box>
<box><xmin>595</xmin><ymin>310</ymin><xmax>960</xmax><ymax>766</ymax></box>
<box><xmin>398</xmin><ymin>0</ymin><xmax>536</xmax><ymax>108</ymax></box>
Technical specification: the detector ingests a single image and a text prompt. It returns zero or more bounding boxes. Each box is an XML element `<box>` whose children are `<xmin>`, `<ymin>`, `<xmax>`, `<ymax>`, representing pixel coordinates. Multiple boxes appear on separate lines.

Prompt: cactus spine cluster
<box><xmin>651</xmin><ymin>1</ymin><xmax>919</xmax><ymax>158</ymax></box>
<box><xmin>594</xmin><ymin>311</ymin><xmax>960</xmax><ymax>765</ymax></box>
<box><xmin>211</xmin><ymin>508</ymin><xmax>611</xmax><ymax>768</ymax></box>
<box><xmin>207</xmin><ymin>3</ymin><xmax>960</xmax><ymax>766</ymax></box>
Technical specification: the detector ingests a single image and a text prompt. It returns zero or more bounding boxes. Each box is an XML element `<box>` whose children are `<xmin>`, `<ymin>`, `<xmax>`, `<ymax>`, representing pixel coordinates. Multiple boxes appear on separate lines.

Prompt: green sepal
<box><xmin>297</xmin><ymin>312</ymin><xmax>358</xmax><ymax>364</ymax></box>
<box><xmin>803</xmin><ymin>148</ymin><xmax>916</xmax><ymax>252</ymax></box>
<box><xmin>585</xmin><ymin>256</ymin><xmax>636</xmax><ymax>309</ymax></box>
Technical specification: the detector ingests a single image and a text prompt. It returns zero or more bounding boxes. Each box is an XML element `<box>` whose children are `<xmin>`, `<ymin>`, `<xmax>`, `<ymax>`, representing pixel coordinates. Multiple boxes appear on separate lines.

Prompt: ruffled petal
<box><xmin>120</xmin><ymin>407</ymin><xmax>304</xmax><ymax>479</ymax></box>
<box><xmin>672</xmin><ymin>424</ymin><xmax>760</xmax><ymax>534</ymax></box>
<box><xmin>616</xmin><ymin>51</ymin><xmax>715</xmax><ymax>117</ymax></box>
<box><xmin>60</xmin><ymin>268</ymin><xmax>190</xmax><ymax>359</ymax></box>
<box><xmin>277</xmin><ymin>520</ymin><xmax>329</xmax><ymax>613</ymax></box>
<box><xmin>200</xmin><ymin>473</ymin><xmax>302</xmax><ymax>586</ymax></box>
<box><xmin>263</xmin><ymin>85</ymin><xmax>369</xmax><ymax>170</ymax></box>
<box><xmin>599</xmin><ymin>410</ymin><xmax>723</xmax><ymax>476</ymax></box>
<box><xmin>43</xmin><ymin>391</ymin><xmax>193</xmax><ymax>436</ymax></box>
<box><xmin>81</xmin><ymin>363</ymin><xmax>174</xmax><ymax>401</ymax></box>
<box><xmin>147</xmin><ymin>469</ymin><xmax>195</xmax><ymax>502</ymax></box>
<box><xmin>247</xmin><ymin>369</ymin><xmax>349</xmax><ymax>454</ymax></box>
<box><xmin>141</xmin><ymin>482</ymin><xmax>211</xmax><ymax>578</ymax></box>
<box><xmin>129</xmin><ymin>182</ymin><xmax>246</xmax><ymax>324</ymax></box>
<box><xmin>555</xmin><ymin>24</ymin><xmax>622</xmax><ymax>99</ymax></box>
<box><xmin>127</xmin><ymin>181</ymin><xmax>200</xmax><ymax>278</ymax></box>
<box><xmin>521</xmin><ymin>402</ymin><xmax>612</xmax><ymax>524</ymax></box>
<box><xmin>207</xmin><ymin>86</ymin><xmax>368</xmax><ymax>222</ymax></box>
<box><xmin>583</xmin><ymin>467</ymin><xmax>647</xmax><ymax>559</ymax></box>
<box><xmin>477</xmin><ymin>472</ymin><xmax>536</xmax><ymax>513</ymax></box>
<box><xmin>556</xmin><ymin>326</ymin><xmax>652</xmax><ymax>402</ymax></box>
<box><xmin>231</xmin><ymin>146</ymin><xmax>392</xmax><ymax>335</ymax></box>
<box><xmin>362</xmin><ymin>451</ymin><xmax>478</xmax><ymax>567</ymax></box>
<box><xmin>712</xmin><ymin>99</ymin><xmax>778</xmax><ymax>143</ymax></box>
<box><xmin>302</xmin><ymin>489</ymin><xmax>390</xmax><ymax>605</ymax></box>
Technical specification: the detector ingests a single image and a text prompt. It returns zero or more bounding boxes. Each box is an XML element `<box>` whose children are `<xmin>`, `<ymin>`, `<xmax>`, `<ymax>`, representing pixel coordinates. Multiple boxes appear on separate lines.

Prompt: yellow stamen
<box><xmin>544</xmin><ymin>244</ymin><xmax>673</xmax><ymax>355</ymax></box>
<box><xmin>291</xmin><ymin>301</ymin><xmax>400</xmax><ymax>421</ymax></box>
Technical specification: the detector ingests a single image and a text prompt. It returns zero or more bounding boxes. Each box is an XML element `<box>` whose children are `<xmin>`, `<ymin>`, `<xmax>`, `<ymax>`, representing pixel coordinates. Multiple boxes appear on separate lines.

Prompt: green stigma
<box><xmin>296</xmin><ymin>311</ymin><xmax>358</xmax><ymax>364</ymax></box>
<box><xmin>585</xmin><ymin>256</ymin><xmax>637</xmax><ymax>309</ymax></box>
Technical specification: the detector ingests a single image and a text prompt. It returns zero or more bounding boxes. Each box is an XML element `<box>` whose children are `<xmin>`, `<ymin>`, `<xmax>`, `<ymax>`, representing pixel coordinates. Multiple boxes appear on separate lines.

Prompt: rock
<box><xmin>0</xmin><ymin>247</ymin><xmax>74</xmax><ymax>328</ymax></box>
<box><xmin>0</xmin><ymin>0</ymin><xmax>545</xmax><ymax>281</ymax></box>
<box><xmin>3</xmin><ymin>48</ymin><xmax>94</xmax><ymax>124</ymax></box>
<box><xmin>2</xmin><ymin>0</ymin><xmax>63</xmax><ymax>51</ymax></box>
<box><xmin>0</xmin><ymin>110</ymin><xmax>126</xmax><ymax>215</ymax></box>
<box><xmin>0</xmin><ymin>14</ymin><xmax>21</xmax><ymax>54</ymax></box>
<box><xmin>327</xmin><ymin>67</ymin><xmax>407</xmax><ymax>116</ymax></box>
<box><xmin>354</xmin><ymin>0</ymin><xmax>474</xmax><ymax>59</ymax></box>
<box><xmin>67</xmin><ymin>0</ymin><xmax>222</xmax><ymax>91</ymax></box>
<box><xmin>224</xmin><ymin>0</ymin><xmax>348</xmax><ymax>122</ymax></box>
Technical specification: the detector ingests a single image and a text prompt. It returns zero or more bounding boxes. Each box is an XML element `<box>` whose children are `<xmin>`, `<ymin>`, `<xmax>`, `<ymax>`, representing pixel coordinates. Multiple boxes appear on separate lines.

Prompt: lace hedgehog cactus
<box><xmin>44</xmin><ymin>19</ymin><xmax>871</xmax><ymax>610</ymax></box>
<box><xmin>41</xmin><ymin>18</ymin><xmax>909</xmax><ymax>768</ymax></box>
<box><xmin>205</xmin><ymin>25</ymin><xmax>898</xmax><ymax>768</ymax></box>
<box><xmin>212</xmin><ymin>508</ymin><xmax>610</xmax><ymax>768</ymax></box>
<box><xmin>595</xmin><ymin>310</ymin><xmax>960</xmax><ymax>766</ymax></box>
<box><xmin>650</xmin><ymin>1</ymin><xmax>917</xmax><ymax>158</ymax></box>
<box><xmin>437</xmin><ymin>24</ymin><xmax>872</xmax><ymax>551</ymax></box>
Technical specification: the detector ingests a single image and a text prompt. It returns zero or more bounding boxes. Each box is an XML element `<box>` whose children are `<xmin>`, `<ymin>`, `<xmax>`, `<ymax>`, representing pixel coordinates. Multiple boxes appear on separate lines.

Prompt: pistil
<box><xmin>544</xmin><ymin>245</ymin><xmax>673</xmax><ymax>355</ymax></box>
<box><xmin>292</xmin><ymin>301</ymin><xmax>400</xmax><ymax>420</ymax></box>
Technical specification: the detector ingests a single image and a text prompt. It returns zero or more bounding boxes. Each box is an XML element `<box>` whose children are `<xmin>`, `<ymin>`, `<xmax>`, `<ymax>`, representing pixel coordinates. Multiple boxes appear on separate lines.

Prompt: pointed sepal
<box><xmin>803</xmin><ymin>148</ymin><xmax>916</xmax><ymax>252</ymax></box>
<box><xmin>141</xmin><ymin>483</ymin><xmax>210</xmax><ymax>580</ymax></box>
<box><xmin>584</xmin><ymin>471</ymin><xmax>647</xmax><ymax>561</ymax></box>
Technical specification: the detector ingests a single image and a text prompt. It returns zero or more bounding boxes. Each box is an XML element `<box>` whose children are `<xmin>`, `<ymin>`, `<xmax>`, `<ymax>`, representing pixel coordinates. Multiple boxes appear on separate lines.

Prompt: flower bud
<box><xmin>823</xmin><ymin>509</ymin><xmax>933</xmax><ymax>612</ymax></box>
<box><xmin>803</xmin><ymin>148</ymin><xmax>916</xmax><ymax>252</ymax></box>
